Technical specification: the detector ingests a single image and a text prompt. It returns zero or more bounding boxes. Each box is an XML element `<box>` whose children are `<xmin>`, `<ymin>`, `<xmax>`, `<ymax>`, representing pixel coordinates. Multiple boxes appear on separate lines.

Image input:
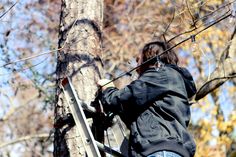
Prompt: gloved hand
<box><xmin>94</xmin><ymin>79</ymin><xmax>116</xmax><ymax>129</ymax></box>
<box><xmin>97</xmin><ymin>79</ymin><xmax>115</xmax><ymax>91</ymax></box>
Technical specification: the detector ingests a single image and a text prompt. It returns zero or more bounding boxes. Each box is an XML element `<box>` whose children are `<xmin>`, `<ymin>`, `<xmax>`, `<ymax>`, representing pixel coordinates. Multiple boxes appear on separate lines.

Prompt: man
<box><xmin>97</xmin><ymin>41</ymin><xmax>196</xmax><ymax>157</ymax></box>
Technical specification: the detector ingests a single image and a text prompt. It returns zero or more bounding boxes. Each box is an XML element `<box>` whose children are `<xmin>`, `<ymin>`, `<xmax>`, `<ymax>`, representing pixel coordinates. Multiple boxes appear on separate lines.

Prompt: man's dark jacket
<box><xmin>100</xmin><ymin>64</ymin><xmax>197</xmax><ymax>157</ymax></box>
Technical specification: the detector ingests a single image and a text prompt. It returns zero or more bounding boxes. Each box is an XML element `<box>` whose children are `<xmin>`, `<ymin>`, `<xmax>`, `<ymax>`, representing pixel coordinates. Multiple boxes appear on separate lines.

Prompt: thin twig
<box><xmin>195</xmin><ymin>11</ymin><xmax>231</xmax><ymax>35</ymax></box>
<box><xmin>195</xmin><ymin>0</ymin><xmax>236</xmax><ymax>24</ymax></box>
<box><xmin>164</xmin><ymin>8</ymin><xmax>175</xmax><ymax>35</ymax></box>
<box><xmin>174</xmin><ymin>1</ymin><xmax>206</xmax><ymax>20</ymax></box>
<box><xmin>0</xmin><ymin>59</ymin><xmax>46</xmax><ymax>76</ymax></box>
<box><xmin>167</xmin><ymin>25</ymin><xmax>197</xmax><ymax>43</ymax></box>
<box><xmin>185</xmin><ymin>0</ymin><xmax>196</xmax><ymax>28</ymax></box>
<box><xmin>0</xmin><ymin>50</ymin><xmax>57</xmax><ymax>68</ymax></box>
<box><xmin>0</xmin><ymin>133</ymin><xmax>49</xmax><ymax>149</ymax></box>
<box><xmin>159</xmin><ymin>8</ymin><xmax>175</xmax><ymax>41</ymax></box>
<box><xmin>0</xmin><ymin>0</ymin><xmax>19</xmax><ymax>19</ymax></box>
<box><xmin>168</xmin><ymin>1</ymin><xmax>234</xmax><ymax>42</ymax></box>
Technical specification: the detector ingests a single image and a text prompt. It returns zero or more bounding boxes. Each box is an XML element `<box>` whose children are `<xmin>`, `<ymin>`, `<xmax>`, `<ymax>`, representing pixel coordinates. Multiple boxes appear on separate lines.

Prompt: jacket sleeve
<box><xmin>101</xmin><ymin>70</ymin><xmax>170</xmax><ymax>113</ymax></box>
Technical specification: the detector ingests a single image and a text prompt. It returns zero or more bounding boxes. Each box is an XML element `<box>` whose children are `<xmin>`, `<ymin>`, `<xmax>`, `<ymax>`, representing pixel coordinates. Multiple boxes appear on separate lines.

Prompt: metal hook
<box><xmin>155</xmin><ymin>56</ymin><xmax>165</xmax><ymax>71</ymax></box>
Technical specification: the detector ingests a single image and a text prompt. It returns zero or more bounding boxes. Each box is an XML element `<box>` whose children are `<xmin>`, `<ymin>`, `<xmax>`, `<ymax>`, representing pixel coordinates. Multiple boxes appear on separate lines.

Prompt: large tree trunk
<box><xmin>54</xmin><ymin>0</ymin><xmax>103</xmax><ymax>156</ymax></box>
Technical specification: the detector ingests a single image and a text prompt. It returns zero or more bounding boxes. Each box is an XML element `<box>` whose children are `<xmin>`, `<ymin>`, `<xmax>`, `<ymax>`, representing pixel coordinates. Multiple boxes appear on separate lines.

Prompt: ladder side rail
<box><xmin>62</xmin><ymin>78</ymin><xmax>101</xmax><ymax>157</ymax></box>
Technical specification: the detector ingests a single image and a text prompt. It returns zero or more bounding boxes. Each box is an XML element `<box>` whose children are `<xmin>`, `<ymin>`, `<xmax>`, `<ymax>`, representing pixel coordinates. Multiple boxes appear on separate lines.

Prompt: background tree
<box><xmin>0</xmin><ymin>0</ymin><xmax>235</xmax><ymax>157</ymax></box>
<box><xmin>0</xmin><ymin>0</ymin><xmax>60</xmax><ymax>156</ymax></box>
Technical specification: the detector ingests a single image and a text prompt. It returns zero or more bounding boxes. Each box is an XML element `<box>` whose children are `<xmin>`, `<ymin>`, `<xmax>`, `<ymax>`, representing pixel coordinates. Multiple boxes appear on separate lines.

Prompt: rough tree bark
<box><xmin>54</xmin><ymin>0</ymin><xmax>103</xmax><ymax>156</ymax></box>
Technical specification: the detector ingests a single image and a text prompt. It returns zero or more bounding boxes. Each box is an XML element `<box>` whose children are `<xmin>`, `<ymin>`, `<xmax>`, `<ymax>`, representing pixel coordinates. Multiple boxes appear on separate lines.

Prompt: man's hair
<box><xmin>142</xmin><ymin>41</ymin><xmax>179</xmax><ymax>66</ymax></box>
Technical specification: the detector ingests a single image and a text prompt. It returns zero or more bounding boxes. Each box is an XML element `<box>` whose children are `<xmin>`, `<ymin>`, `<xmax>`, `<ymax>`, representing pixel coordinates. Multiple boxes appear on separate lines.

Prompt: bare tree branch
<box><xmin>195</xmin><ymin>24</ymin><xmax>236</xmax><ymax>101</ymax></box>
<box><xmin>0</xmin><ymin>133</ymin><xmax>49</xmax><ymax>149</ymax></box>
<box><xmin>220</xmin><ymin>24</ymin><xmax>236</xmax><ymax>61</ymax></box>
<box><xmin>0</xmin><ymin>0</ymin><xmax>19</xmax><ymax>19</ymax></box>
<box><xmin>168</xmin><ymin>1</ymin><xmax>234</xmax><ymax>42</ymax></box>
<box><xmin>158</xmin><ymin>8</ymin><xmax>175</xmax><ymax>41</ymax></box>
<box><xmin>0</xmin><ymin>49</ymin><xmax>57</xmax><ymax>69</ymax></box>
<box><xmin>195</xmin><ymin>75</ymin><xmax>236</xmax><ymax>100</ymax></box>
<box><xmin>0</xmin><ymin>59</ymin><xmax>46</xmax><ymax>76</ymax></box>
<box><xmin>195</xmin><ymin>0</ymin><xmax>236</xmax><ymax>24</ymax></box>
<box><xmin>185</xmin><ymin>0</ymin><xmax>196</xmax><ymax>28</ymax></box>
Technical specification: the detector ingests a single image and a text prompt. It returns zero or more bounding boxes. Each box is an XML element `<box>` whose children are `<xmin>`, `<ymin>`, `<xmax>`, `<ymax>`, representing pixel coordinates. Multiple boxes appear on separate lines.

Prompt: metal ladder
<box><xmin>60</xmin><ymin>77</ymin><xmax>125</xmax><ymax>157</ymax></box>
